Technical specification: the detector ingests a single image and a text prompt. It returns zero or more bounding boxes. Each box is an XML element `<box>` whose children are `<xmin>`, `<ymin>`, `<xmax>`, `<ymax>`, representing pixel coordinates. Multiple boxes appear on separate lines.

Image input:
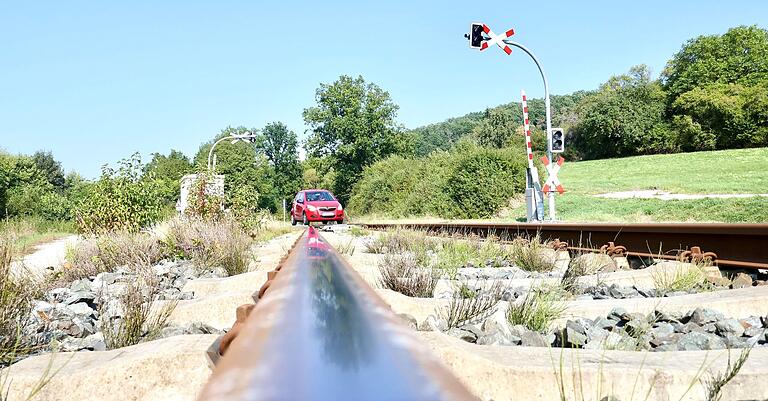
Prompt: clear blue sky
<box><xmin>1</xmin><ymin>0</ymin><xmax>766</xmax><ymax>178</ymax></box>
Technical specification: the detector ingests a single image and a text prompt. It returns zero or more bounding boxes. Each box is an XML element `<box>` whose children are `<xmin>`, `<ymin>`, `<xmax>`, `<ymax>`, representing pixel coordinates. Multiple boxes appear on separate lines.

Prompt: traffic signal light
<box><xmin>550</xmin><ymin>128</ymin><xmax>565</xmax><ymax>153</ymax></box>
<box><xmin>468</xmin><ymin>23</ymin><xmax>485</xmax><ymax>49</ymax></box>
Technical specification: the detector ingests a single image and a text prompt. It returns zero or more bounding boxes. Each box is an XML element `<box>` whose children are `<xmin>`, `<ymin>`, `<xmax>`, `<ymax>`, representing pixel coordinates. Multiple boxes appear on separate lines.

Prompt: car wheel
<box><xmin>336</xmin><ymin>219</ymin><xmax>344</xmax><ymax>224</ymax></box>
<box><xmin>303</xmin><ymin>212</ymin><xmax>308</xmax><ymax>226</ymax></box>
<box><xmin>291</xmin><ymin>215</ymin><xmax>297</xmax><ymax>226</ymax></box>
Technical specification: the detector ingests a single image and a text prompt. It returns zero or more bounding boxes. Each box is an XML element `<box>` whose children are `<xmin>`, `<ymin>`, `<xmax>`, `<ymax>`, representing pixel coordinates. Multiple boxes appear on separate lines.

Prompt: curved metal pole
<box><xmin>504</xmin><ymin>39</ymin><xmax>556</xmax><ymax>221</ymax></box>
<box><xmin>207</xmin><ymin>136</ymin><xmax>233</xmax><ymax>172</ymax></box>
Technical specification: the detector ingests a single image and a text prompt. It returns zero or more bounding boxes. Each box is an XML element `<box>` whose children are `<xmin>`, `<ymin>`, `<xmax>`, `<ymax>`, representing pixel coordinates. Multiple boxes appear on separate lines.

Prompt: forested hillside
<box><xmin>406</xmin><ymin>25</ymin><xmax>768</xmax><ymax>161</ymax></box>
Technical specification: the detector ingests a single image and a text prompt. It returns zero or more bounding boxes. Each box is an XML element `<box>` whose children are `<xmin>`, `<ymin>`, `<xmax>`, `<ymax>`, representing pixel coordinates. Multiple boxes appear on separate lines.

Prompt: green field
<box><xmin>509</xmin><ymin>148</ymin><xmax>768</xmax><ymax>223</ymax></box>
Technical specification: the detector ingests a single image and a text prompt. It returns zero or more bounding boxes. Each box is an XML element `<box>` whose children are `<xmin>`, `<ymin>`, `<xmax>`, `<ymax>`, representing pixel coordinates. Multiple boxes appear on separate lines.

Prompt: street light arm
<box><xmin>206</xmin><ymin>132</ymin><xmax>260</xmax><ymax>172</ymax></box>
<box><xmin>207</xmin><ymin>136</ymin><xmax>234</xmax><ymax>171</ymax></box>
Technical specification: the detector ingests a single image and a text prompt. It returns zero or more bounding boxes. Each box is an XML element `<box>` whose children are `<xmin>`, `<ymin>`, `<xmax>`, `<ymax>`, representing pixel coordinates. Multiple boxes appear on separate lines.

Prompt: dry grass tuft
<box><xmin>511</xmin><ymin>235</ymin><xmax>556</xmax><ymax>272</ymax></box>
<box><xmin>378</xmin><ymin>254</ymin><xmax>439</xmax><ymax>298</ymax></box>
<box><xmin>652</xmin><ymin>261</ymin><xmax>710</xmax><ymax>296</ymax></box>
<box><xmin>507</xmin><ymin>286</ymin><xmax>567</xmax><ymax>332</ymax></box>
<box><xmin>0</xmin><ymin>233</ymin><xmax>41</xmax><ymax>365</ymax></box>
<box><xmin>441</xmin><ymin>280</ymin><xmax>505</xmax><ymax>329</ymax></box>
<box><xmin>100</xmin><ymin>270</ymin><xmax>177</xmax><ymax>350</ymax></box>
<box><xmin>53</xmin><ymin>232</ymin><xmax>163</xmax><ymax>289</ymax></box>
<box><xmin>163</xmin><ymin>216</ymin><xmax>253</xmax><ymax>276</ymax></box>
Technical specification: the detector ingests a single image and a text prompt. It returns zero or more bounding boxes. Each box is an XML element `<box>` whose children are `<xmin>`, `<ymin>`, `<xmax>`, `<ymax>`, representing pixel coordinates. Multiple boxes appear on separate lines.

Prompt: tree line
<box><xmin>1</xmin><ymin>25</ymin><xmax>765</xmax><ymax>225</ymax></box>
<box><xmin>410</xmin><ymin>25</ymin><xmax>768</xmax><ymax>160</ymax></box>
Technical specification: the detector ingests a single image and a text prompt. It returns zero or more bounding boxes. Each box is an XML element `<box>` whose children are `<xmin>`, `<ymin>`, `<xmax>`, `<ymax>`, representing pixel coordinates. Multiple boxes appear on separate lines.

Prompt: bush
<box><xmin>349</xmin><ymin>142</ymin><xmax>526</xmax><ymax>219</ymax></box>
<box><xmin>227</xmin><ymin>184</ymin><xmax>266</xmax><ymax>234</ymax></box>
<box><xmin>74</xmin><ymin>153</ymin><xmax>164</xmax><ymax>234</ymax></box>
<box><xmin>6</xmin><ymin>185</ymin><xmax>71</xmax><ymax>221</ymax></box>
<box><xmin>184</xmin><ymin>171</ymin><xmax>225</xmax><ymax>221</ymax></box>
<box><xmin>163</xmin><ymin>217</ymin><xmax>252</xmax><ymax>276</ymax></box>
<box><xmin>445</xmin><ymin>147</ymin><xmax>526</xmax><ymax>218</ymax></box>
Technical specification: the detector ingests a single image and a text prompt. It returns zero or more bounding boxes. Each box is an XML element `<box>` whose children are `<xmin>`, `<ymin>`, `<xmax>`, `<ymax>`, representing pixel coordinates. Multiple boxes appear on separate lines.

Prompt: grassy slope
<box><xmin>524</xmin><ymin>148</ymin><xmax>768</xmax><ymax>223</ymax></box>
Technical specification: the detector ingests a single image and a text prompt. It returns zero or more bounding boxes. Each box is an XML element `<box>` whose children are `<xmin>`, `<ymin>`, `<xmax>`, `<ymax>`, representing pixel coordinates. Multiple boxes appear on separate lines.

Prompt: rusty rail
<box><xmin>359</xmin><ymin>222</ymin><xmax>768</xmax><ymax>270</ymax></box>
<box><xmin>198</xmin><ymin>226</ymin><xmax>476</xmax><ymax>401</ymax></box>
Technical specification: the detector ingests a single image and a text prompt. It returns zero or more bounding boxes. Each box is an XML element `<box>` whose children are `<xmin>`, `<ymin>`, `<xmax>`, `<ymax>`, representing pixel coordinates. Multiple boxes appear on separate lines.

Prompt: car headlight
<box><xmin>337</xmin><ymin>205</ymin><xmax>343</xmax><ymax>211</ymax></box>
<box><xmin>306</xmin><ymin>205</ymin><xmax>317</xmax><ymax>212</ymax></box>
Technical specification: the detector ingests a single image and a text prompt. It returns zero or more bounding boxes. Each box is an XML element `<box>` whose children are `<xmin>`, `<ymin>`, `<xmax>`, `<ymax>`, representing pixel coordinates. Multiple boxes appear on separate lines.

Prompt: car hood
<box><xmin>305</xmin><ymin>200</ymin><xmax>341</xmax><ymax>208</ymax></box>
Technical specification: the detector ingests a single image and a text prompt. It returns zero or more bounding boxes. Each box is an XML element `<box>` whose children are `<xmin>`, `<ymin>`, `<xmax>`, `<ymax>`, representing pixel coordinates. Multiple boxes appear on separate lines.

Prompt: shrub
<box><xmin>378</xmin><ymin>254</ymin><xmax>438</xmax><ymax>298</ymax></box>
<box><xmin>6</xmin><ymin>185</ymin><xmax>71</xmax><ymax>221</ymax></box>
<box><xmin>184</xmin><ymin>171</ymin><xmax>225</xmax><ymax>221</ymax></box>
<box><xmin>506</xmin><ymin>287</ymin><xmax>566</xmax><ymax>332</ymax></box>
<box><xmin>163</xmin><ymin>217</ymin><xmax>252</xmax><ymax>276</ymax></box>
<box><xmin>227</xmin><ymin>184</ymin><xmax>266</xmax><ymax>234</ymax></box>
<box><xmin>444</xmin><ymin>147</ymin><xmax>526</xmax><ymax>218</ymax></box>
<box><xmin>74</xmin><ymin>153</ymin><xmax>164</xmax><ymax>234</ymax></box>
<box><xmin>349</xmin><ymin>143</ymin><xmax>526</xmax><ymax>219</ymax></box>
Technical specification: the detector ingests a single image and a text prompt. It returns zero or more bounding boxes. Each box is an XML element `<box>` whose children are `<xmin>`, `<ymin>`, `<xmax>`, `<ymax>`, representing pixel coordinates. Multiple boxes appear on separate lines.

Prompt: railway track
<box><xmin>359</xmin><ymin>222</ymin><xmax>768</xmax><ymax>270</ymax></box>
<box><xmin>198</xmin><ymin>226</ymin><xmax>476</xmax><ymax>401</ymax></box>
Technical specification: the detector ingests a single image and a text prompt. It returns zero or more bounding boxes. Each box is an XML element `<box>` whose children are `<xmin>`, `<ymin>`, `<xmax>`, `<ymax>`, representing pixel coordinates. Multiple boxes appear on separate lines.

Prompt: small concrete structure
<box><xmin>176</xmin><ymin>174</ymin><xmax>225</xmax><ymax>214</ymax></box>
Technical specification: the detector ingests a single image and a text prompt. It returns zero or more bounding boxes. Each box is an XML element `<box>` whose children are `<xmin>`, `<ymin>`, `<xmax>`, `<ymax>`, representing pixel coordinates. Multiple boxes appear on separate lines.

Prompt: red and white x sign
<box><xmin>540</xmin><ymin>156</ymin><xmax>566</xmax><ymax>195</ymax></box>
<box><xmin>480</xmin><ymin>24</ymin><xmax>515</xmax><ymax>55</ymax></box>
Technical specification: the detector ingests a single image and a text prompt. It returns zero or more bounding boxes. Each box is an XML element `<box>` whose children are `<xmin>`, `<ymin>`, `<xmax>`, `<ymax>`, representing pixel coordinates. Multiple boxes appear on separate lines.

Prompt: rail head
<box><xmin>197</xmin><ymin>226</ymin><xmax>476</xmax><ymax>401</ymax></box>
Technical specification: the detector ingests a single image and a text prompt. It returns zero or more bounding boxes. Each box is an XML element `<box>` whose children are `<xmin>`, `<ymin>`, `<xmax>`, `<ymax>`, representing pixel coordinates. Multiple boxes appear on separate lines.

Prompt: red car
<box><xmin>291</xmin><ymin>189</ymin><xmax>345</xmax><ymax>225</ymax></box>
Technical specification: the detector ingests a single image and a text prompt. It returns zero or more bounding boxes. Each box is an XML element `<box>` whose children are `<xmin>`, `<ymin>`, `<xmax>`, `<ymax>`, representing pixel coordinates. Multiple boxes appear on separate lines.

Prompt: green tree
<box><xmin>194</xmin><ymin>126</ymin><xmax>276</xmax><ymax>211</ymax></box>
<box><xmin>662</xmin><ymin>26</ymin><xmax>768</xmax><ymax>103</ymax></box>
<box><xmin>32</xmin><ymin>151</ymin><xmax>66</xmax><ymax>191</ymax></box>
<box><xmin>144</xmin><ymin>150</ymin><xmax>193</xmax><ymax>204</ymax></box>
<box><xmin>303</xmin><ymin>75</ymin><xmax>412</xmax><ymax>202</ymax></box>
<box><xmin>258</xmin><ymin>122</ymin><xmax>302</xmax><ymax>204</ymax></box>
<box><xmin>571</xmin><ymin>65</ymin><xmax>677</xmax><ymax>159</ymax></box>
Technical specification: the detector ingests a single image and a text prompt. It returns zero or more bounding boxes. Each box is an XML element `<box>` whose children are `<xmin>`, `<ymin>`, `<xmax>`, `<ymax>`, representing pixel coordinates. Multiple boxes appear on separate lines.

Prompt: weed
<box><xmin>511</xmin><ymin>236</ymin><xmax>556</xmax><ymax>272</ymax></box>
<box><xmin>507</xmin><ymin>286</ymin><xmax>566</xmax><ymax>332</ymax></box>
<box><xmin>348</xmin><ymin>226</ymin><xmax>370</xmax><ymax>237</ymax></box>
<box><xmin>50</xmin><ymin>231</ymin><xmax>163</xmax><ymax>289</ymax></box>
<box><xmin>652</xmin><ymin>261</ymin><xmax>710</xmax><ymax>296</ymax></box>
<box><xmin>378</xmin><ymin>254</ymin><xmax>438</xmax><ymax>298</ymax></box>
<box><xmin>560</xmin><ymin>253</ymin><xmax>592</xmax><ymax>294</ymax></box>
<box><xmin>163</xmin><ymin>216</ymin><xmax>253</xmax><ymax>276</ymax></box>
<box><xmin>100</xmin><ymin>271</ymin><xmax>177</xmax><ymax>349</ymax></box>
<box><xmin>0</xmin><ymin>233</ymin><xmax>40</xmax><ymax>364</ymax></box>
<box><xmin>441</xmin><ymin>280</ymin><xmax>505</xmax><ymax>329</ymax></box>
<box><xmin>364</xmin><ymin>229</ymin><xmax>438</xmax><ymax>255</ymax></box>
<box><xmin>335</xmin><ymin>239</ymin><xmax>356</xmax><ymax>256</ymax></box>
<box><xmin>703</xmin><ymin>346</ymin><xmax>753</xmax><ymax>401</ymax></box>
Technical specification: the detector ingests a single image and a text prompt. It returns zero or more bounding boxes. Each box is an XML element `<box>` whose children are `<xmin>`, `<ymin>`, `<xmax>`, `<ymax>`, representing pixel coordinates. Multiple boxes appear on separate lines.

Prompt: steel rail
<box><xmin>359</xmin><ymin>222</ymin><xmax>768</xmax><ymax>270</ymax></box>
<box><xmin>197</xmin><ymin>226</ymin><xmax>476</xmax><ymax>401</ymax></box>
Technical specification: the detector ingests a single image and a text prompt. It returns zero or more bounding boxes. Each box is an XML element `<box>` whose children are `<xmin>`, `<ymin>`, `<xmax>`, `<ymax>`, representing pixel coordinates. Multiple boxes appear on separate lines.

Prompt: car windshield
<box><xmin>305</xmin><ymin>191</ymin><xmax>335</xmax><ymax>202</ymax></box>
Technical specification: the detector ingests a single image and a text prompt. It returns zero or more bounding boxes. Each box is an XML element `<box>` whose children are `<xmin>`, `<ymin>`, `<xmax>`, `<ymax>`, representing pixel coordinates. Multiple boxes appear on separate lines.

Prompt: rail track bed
<box><xmin>7</xmin><ymin>223</ymin><xmax>768</xmax><ymax>401</ymax></box>
<box><xmin>360</xmin><ymin>221</ymin><xmax>768</xmax><ymax>270</ymax></box>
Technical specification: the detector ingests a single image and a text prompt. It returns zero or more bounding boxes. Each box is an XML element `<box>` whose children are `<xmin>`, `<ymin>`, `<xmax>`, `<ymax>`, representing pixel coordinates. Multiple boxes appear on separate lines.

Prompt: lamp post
<box><xmin>207</xmin><ymin>131</ymin><xmax>260</xmax><ymax>172</ymax></box>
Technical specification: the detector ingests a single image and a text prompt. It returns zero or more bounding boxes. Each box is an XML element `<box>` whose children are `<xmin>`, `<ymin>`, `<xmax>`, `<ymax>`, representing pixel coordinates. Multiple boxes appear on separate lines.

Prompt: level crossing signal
<box><xmin>467</xmin><ymin>23</ymin><xmax>485</xmax><ymax>48</ymax></box>
<box><xmin>550</xmin><ymin>128</ymin><xmax>564</xmax><ymax>153</ymax></box>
